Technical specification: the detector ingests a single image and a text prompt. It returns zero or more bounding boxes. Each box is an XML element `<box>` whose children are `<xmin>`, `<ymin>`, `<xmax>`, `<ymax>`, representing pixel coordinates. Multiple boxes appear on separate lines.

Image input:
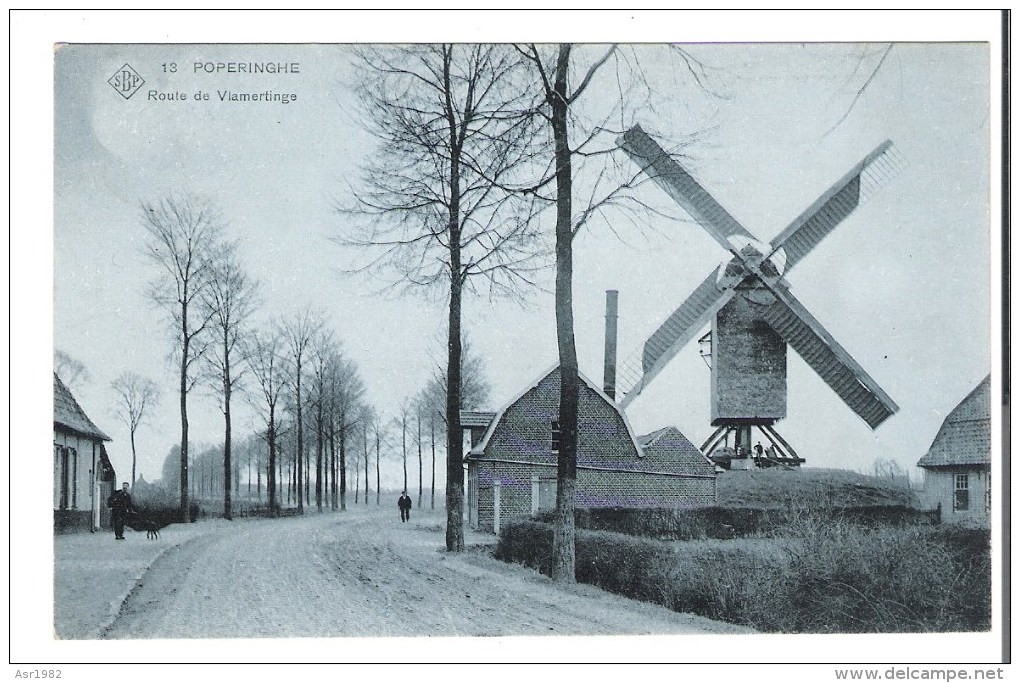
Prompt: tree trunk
<box><xmin>223</xmin><ymin>358</ymin><xmax>233</xmax><ymax>521</ymax></box>
<box><xmin>179</xmin><ymin>322</ymin><xmax>190</xmax><ymax>523</ymax></box>
<box><xmin>267</xmin><ymin>416</ymin><xmax>276</xmax><ymax>511</ymax></box>
<box><xmin>316</xmin><ymin>398</ymin><xmax>323</xmax><ymax>511</ymax></box>
<box><xmin>550</xmin><ymin>43</ymin><xmax>578</xmax><ymax>583</ymax></box>
<box><xmin>417</xmin><ymin>409</ymin><xmax>423</xmax><ymax>508</ymax></box>
<box><xmin>445</xmin><ymin>278</ymin><xmax>464</xmax><ymax>548</ymax></box>
<box><xmin>329</xmin><ymin>421</ymin><xmax>337</xmax><ymax>510</ymax></box>
<box><xmin>296</xmin><ymin>363</ymin><xmax>304</xmax><ymax>514</ymax></box>
<box><xmin>430</xmin><ymin>412</ymin><xmax>436</xmax><ymax>510</ymax></box>
<box><xmin>339</xmin><ymin>422</ymin><xmax>347</xmax><ymax>511</ymax></box>
<box><xmin>402</xmin><ymin>414</ymin><xmax>408</xmax><ymax>493</ymax></box>
<box><xmin>130</xmin><ymin>429</ymin><xmax>137</xmax><ymax>487</ymax></box>
<box><xmin>375</xmin><ymin>429</ymin><xmax>381</xmax><ymax>506</ymax></box>
<box><xmin>364</xmin><ymin>426</ymin><xmax>370</xmax><ymax>506</ymax></box>
<box><xmin>443</xmin><ymin>46</ymin><xmax>466</xmax><ymax>552</ymax></box>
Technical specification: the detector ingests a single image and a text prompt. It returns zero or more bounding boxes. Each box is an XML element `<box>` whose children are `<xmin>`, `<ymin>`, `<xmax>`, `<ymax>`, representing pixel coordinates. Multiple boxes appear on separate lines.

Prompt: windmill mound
<box><xmin>716</xmin><ymin>467</ymin><xmax>918</xmax><ymax>510</ymax></box>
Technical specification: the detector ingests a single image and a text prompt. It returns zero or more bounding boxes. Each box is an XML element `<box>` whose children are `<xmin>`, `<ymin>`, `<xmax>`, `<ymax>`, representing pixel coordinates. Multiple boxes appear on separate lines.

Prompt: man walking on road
<box><xmin>398</xmin><ymin>491</ymin><xmax>412</xmax><ymax>523</ymax></box>
<box><xmin>107</xmin><ymin>481</ymin><xmax>135</xmax><ymax>540</ymax></box>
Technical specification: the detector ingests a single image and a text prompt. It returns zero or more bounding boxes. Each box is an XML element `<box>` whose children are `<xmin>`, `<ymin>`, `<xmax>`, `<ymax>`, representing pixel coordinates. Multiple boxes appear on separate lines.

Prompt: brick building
<box><xmin>917</xmin><ymin>375</ymin><xmax>991</xmax><ymax>527</ymax></box>
<box><xmin>465</xmin><ymin>366</ymin><xmax>717</xmax><ymax>532</ymax></box>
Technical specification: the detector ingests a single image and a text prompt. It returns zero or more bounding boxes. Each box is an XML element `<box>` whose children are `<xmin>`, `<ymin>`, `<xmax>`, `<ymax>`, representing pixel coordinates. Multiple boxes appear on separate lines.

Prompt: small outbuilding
<box><xmin>465</xmin><ymin>365</ymin><xmax>717</xmax><ymax>533</ymax></box>
<box><xmin>54</xmin><ymin>373</ymin><xmax>115</xmax><ymax>532</ymax></box>
<box><xmin>916</xmin><ymin>375</ymin><xmax>991</xmax><ymax>527</ymax></box>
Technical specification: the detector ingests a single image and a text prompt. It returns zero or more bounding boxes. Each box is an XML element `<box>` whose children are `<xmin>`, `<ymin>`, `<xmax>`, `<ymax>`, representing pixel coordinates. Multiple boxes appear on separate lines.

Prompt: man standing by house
<box><xmin>107</xmin><ymin>481</ymin><xmax>135</xmax><ymax>540</ymax></box>
<box><xmin>397</xmin><ymin>491</ymin><xmax>412</xmax><ymax>523</ymax></box>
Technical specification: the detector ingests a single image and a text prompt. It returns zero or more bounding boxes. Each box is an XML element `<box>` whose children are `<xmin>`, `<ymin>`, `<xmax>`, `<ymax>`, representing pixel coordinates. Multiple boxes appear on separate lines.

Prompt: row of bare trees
<box><xmin>139</xmin><ymin>192</ymin><xmax>379</xmax><ymax>521</ymax></box>
<box><xmin>390</xmin><ymin>341</ymin><xmax>491</xmax><ymax>511</ymax></box>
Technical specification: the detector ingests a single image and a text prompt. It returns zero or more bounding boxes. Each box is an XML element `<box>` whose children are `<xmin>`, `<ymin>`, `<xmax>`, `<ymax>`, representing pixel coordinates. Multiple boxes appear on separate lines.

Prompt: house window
<box><xmin>55</xmin><ymin>444</ymin><xmax>76</xmax><ymax>511</ymax></box>
<box><xmin>954</xmin><ymin>473</ymin><xmax>969</xmax><ymax>512</ymax></box>
<box><xmin>537</xmin><ymin>478</ymin><xmax>557</xmax><ymax>512</ymax></box>
<box><xmin>71</xmin><ymin>447</ymin><xmax>78</xmax><ymax>508</ymax></box>
<box><xmin>986</xmin><ymin>471</ymin><xmax>992</xmax><ymax>514</ymax></box>
<box><xmin>550</xmin><ymin>420</ymin><xmax>560</xmax><ymax>454</ymax></box>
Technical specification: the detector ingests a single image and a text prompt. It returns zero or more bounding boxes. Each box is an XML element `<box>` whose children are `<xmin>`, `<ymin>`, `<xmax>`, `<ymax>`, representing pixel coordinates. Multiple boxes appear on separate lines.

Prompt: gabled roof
<box><xmin>469</xmin><ymin>364</ymin><xmax>643</xmax><ymax>458</ymax></box>
<box><xmin>917</xmin><ymin>375</ymin><xmax>990</xmax><ymax>468</ymax></box>
<box><xmin>638</xmin><ymin>425</ymin><xmax>717</xmax><ymax>473</ymax></box>
<box><xmin>54</xmin><ymin>373</ymin><xmax>111</xmax><ymax>441</ymax></box>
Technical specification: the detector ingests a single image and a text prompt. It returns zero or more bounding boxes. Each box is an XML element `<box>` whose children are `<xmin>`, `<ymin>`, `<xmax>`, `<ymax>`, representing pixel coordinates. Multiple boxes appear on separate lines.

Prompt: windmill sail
<box><xmin>760</xmin><ymin>286</ymin><xmax>899</xmax><ymax>428</ymax></box>
<box><xmin>616</xmin><ymin>125</ymin><xmax>900</xmax><ymax>429</ymax></box>
<box><xmin>618</xmin><ymin>125</ymin><xmax>756</xmax><ymax>254</ymax></box>
<box><xmin>619</xmin><ymin>267</ymin><xmax>735</xmax><ymax>407</ymax></box>
<box><xmin>769</xmin><ymin>140</ymin><xmax>904</xmax><ymax>270</ymax></box>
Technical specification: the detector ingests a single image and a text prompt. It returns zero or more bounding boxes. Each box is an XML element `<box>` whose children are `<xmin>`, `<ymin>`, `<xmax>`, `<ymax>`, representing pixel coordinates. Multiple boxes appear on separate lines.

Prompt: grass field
<box><xmin>715</xmin><ymin>467</ymin><xmax>918</xmax><ymax>509</ymax></box>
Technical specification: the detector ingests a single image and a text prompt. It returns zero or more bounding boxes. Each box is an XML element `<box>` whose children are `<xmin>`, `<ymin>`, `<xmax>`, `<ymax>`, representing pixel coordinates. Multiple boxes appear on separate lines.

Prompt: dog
<box><xmin>124</xmin><ymin>516</ymin><xmax>171</xmax><ymax>540</ymax></box>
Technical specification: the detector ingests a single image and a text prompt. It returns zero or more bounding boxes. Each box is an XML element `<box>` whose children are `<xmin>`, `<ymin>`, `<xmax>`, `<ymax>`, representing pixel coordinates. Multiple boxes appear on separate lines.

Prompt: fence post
<box><xmin>493</xmin><ymin>481</ymin><xmax>501</xmax><ymax>535</ymax></box>
<box><xmin>531</xmin><ymin>475</ymin><xmax>540</xmax><ymax>515</ymax></box>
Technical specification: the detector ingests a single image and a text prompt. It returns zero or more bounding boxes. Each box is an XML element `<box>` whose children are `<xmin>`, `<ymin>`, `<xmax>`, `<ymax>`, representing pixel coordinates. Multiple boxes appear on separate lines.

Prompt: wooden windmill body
<box><xmin>616</xmin><ymin>126</ymin><xmax>901</xmax><ymax>466</ymax></box>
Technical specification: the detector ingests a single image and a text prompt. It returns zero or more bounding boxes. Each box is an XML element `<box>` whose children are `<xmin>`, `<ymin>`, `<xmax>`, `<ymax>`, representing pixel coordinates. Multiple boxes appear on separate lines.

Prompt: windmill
<box><xmin>615</xmin><ymin>125</ymin><xmax>902</xmax><ymax>467</ymax></box>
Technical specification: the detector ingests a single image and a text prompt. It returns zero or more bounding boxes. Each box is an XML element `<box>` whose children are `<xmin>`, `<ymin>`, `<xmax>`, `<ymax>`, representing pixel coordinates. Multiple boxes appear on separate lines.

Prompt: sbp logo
<box><xmin>108</xmin><ymin>64</ymin><xmax>145</xmax><ymax>99</ymax></box>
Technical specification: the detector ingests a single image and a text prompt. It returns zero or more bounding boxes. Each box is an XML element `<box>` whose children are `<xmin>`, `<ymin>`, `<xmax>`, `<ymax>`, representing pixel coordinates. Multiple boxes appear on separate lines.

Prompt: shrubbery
<box><xmin>495</xmin><ymin>518</ymin><xmax>990</xmax><ymax>633</ymax></box>
<box><xmin>533</xmin><ymin>506</ymin><xmax>939</xmax><ymax>541</ymax></box>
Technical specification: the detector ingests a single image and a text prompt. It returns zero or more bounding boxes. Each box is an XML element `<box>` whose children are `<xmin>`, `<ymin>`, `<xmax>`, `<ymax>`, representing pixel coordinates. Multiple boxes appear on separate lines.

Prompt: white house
<box><xmin>54</xmin><ymin>373</ymin><xmax>114</xmax><ymax>532</ymax></box>
<box><xmin>917</xmin><ymin>375</ymin><xmax>991</xmax><ymax>527</ymax></box>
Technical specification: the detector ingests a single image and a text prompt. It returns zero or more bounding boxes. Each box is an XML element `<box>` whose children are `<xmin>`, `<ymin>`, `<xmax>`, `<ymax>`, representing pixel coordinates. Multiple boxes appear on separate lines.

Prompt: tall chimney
<box><xmin>603</xmin><ymin>289</ymin><xmax>619</xmax><ymax>400</ymax></box>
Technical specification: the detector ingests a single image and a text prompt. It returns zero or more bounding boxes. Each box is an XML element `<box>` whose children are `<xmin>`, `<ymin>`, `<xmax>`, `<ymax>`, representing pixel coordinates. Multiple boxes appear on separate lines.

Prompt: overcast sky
<box><xmin>49</xmin><ymin>39</ymin><xmax>992</xmax><ymax>490</ymax></box>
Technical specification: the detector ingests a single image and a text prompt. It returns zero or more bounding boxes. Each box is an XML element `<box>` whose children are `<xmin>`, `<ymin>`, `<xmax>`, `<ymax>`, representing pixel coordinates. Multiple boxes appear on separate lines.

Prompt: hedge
<box><xmin>533</xmin><ymin>505</ymin><xmax>938</xmax><ymax>541</ymax></box>
<box><xmin>495</xmin><ymin>519</ymin><xmax>990</xmax><ymax>633</ymax></box>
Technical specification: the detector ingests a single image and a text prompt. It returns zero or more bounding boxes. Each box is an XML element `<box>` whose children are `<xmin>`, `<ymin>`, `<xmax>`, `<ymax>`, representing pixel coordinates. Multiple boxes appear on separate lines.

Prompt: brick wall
<box><xmin>473</xmin><ymin>460</ymin><xmax>716</xmax><ymax>533</ymax></box>
<box><xmin>469</xmin><ymin>368</ymin><xmax>717</xmax><ymax>533</ymax></box>
<box><xmin>711</xmin><ymin>293</ymin><xmax>787</xmax><ymax>423</ymax></box>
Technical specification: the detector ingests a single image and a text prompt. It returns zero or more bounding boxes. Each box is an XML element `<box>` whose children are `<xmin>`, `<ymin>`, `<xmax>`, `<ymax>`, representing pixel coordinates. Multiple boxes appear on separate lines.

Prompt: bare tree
<box><xmin>516</xmin><ymin>43</ymin><xmax>658</xmax><ymax>581</ymax></box>
<box><xmin>396</xmin><ymin>400</ymin><xmax>411</xmax><ymax>495</ymax></box>
<box><xmin>141</xmin><ymin>193</ymin><xmax>226</xmax><ymax>521</ymax></box>
<box><xmin>247</xmin><ymin>329</ymin><xmax>286</xmax><ymax>513</ymax></box>
<box><xmin>55</xmin><ymin>349</ymin><xmax>91</xmax><ymax>389</ymax></box>
<box><xmin>344</xmin><ymin>44</ymin><xmax>545</xmax><ymax>551</ymax></box>
<box><xmin>353</xmin><ymin>451</ymin><xmax>361</xmax><ymax>504</ymax></box>
<box><xmin>415</xmin><ymin>400</ymin><xmax>424</xmax><ymax>508</ymax></box>
<box><xmin>202</xmin><ymin>249</ymin><xmax>259</xmax><ymax>519</ymax></box>
<box><xmin>363</xmin><ymin>409</ymin><xmax>371</xmax><ymax>505</ymax></box>
<box><xmin>309</xmin><ymin>329</ymin><xmax>338</xmax><ymax>513</ymax></box>
<box><xmin>420</xmin><ymin>337</ymin><xmax>493</xmax><ymax>509</ymax></box>
<box><xmin>329</xmin><ymin>351</ymin><xmax>365</xmax><ymax>511</ymax></box>
<box><xmin>314</xmin><ymin>338</ymin><xmax>367</xmax><ymax>514</ymax></box>
<box><xmin>373</xmin><ymin>414</ymin><xmax>386</xmax><ymax>506</ymax></box>
<box><xmin>279</xmin><ymin>309</ymin><xmax>323</xmax><ymax>514</ymax></box>
<box><xmin>423</xmin><ymin>336</ymin><xmax>493</xmax><ymax>422</ymax></box>
<box><xmin>429</xmin><ymin>406</ymin><xmax>437</xmax><ymax>510</ymax></box>
<box><xmin>110</xmin><ymin>371</ymin><xmax>161</xmax><ymax>486</ymax></box>
<box><xmin>872</xmin><ymin>456</ymin><xmax>908</xmax><ymax>485</ymax></box>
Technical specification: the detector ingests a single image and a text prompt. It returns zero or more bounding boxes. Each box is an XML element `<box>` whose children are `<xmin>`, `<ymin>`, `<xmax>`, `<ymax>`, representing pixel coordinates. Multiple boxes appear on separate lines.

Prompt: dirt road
<box><xmin>101</xmin><ymin>506</ymin><xmax>747</xmax><ymax>639</ymax></box>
